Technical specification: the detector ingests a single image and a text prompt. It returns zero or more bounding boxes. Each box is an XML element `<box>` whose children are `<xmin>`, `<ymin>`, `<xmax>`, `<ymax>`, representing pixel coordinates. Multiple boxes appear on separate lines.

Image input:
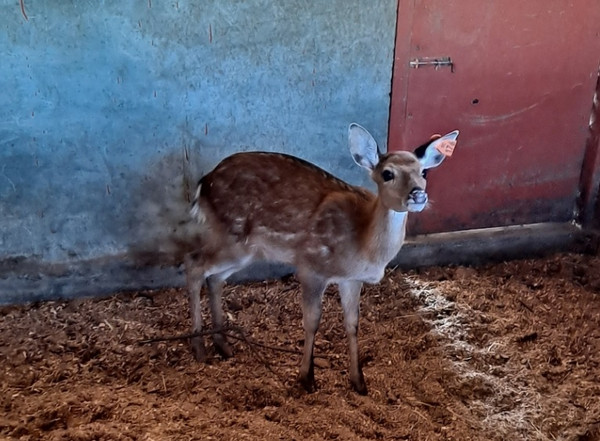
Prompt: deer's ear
<box><xmin>414</xmin><ymin>130</ymin><xmax>459</xmax><ymax>169</ymax></box>
<box><xmin>348</xmin><ymin>123</ymin><xmax>380</xmax><ymax>171</ymax></box>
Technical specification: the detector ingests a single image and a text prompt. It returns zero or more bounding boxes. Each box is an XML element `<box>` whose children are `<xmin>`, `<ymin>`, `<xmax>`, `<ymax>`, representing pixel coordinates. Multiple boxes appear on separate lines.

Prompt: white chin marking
<box><xmin>407</xmin><ymin>202</ymin><xmax>427</xmax><ymax>212</ymax></box>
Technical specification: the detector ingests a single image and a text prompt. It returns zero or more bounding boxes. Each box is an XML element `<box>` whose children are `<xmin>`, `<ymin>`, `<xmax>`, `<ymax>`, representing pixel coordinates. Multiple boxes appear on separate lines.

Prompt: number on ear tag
<box><xmin>435</xmin><ymin>138</ymin><xmax>456</xmax><ymax>157</ymax></box>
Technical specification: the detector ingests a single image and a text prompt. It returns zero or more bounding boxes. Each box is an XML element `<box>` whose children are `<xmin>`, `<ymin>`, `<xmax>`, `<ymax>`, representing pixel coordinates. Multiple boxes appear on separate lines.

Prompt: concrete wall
<box><xmin>0</xmin><ymin>0</ymin><xmax>397</xmax><ymax>303</ymax></box>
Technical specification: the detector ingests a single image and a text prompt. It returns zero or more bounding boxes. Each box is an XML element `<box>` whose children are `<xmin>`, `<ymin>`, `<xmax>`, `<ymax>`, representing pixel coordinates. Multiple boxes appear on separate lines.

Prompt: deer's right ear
<box><xmin>348</xmin><ymin>123</ymin><xmax>380</xmax><ymax>171</ymax></box>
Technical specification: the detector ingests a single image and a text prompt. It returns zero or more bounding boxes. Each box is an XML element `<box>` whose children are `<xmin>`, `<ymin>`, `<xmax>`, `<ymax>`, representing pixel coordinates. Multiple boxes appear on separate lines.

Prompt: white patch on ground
<box><xmin>406</xmin><ymin>277</ymin><xmax>551</xmax><ymax>441</ymax></box>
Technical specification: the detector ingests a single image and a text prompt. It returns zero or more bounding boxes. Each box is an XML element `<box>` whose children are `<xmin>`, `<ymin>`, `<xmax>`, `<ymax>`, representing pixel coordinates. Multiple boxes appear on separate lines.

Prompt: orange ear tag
<box><xmin>435</xmin><ymin>139</ymin><xmax>456</xmax><ymax>157</ymax></box>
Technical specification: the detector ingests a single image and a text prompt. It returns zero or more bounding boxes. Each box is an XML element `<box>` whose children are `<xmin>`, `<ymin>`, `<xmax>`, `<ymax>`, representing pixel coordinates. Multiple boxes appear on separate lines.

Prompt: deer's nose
<box><xmin>410</xmin><ymin>187</ymin><xmax>427</xmax><ymax>204</ymax></box>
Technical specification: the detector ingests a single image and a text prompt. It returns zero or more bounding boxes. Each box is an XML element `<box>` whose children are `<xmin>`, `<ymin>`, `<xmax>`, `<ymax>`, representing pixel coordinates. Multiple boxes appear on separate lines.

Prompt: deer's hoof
<box><xmin>214</xmin><ymin>338</ymin><xmax>233</xmax><ymax>359</ymax></box>
<box><xmin>191</xmin><ymin>336</ymin><xmax>207</xmax><ymax>363</ymax></box>
<box><xmin>352</xmin><ymin>379</ymin><xmax>368</xmax><ymax>395</ymax></box>
<box><xmin>351</xmin><ymin>371</ymin><xmax>368</xmax><ymax>395</ymax></box>
<box><xmin>299</xmin><ymin>372</ymin><xmax>317</xmax><ymax>393</ymax></box>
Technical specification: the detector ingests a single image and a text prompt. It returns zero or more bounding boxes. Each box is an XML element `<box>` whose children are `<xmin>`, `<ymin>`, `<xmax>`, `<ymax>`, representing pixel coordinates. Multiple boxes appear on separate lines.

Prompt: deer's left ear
<box><xmin>414</xmin><ymin>130</ymin><xmax>459</xmax><ymax>169</ymax></box>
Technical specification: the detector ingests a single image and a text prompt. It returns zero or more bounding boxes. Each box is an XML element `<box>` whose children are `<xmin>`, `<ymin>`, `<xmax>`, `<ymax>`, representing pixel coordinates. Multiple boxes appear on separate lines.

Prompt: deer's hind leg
<box><xmin>206</xmin><ymin>274</ymin><xmax>233</xmax><ymax>358</ymax></box>
<box><xmin>185</xmin><ymin>254</ymin><xmax>207</xmax><ymax>362</ymax></box>
<box><xmin>185</xmin><ymin>246</ymin><xmax>253</xmax><ymax>361</ymax></box>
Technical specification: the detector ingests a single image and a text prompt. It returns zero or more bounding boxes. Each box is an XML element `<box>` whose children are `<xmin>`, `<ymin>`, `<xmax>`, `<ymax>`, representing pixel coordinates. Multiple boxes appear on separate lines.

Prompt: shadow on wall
<box><xmin>0</xmin><ymin>144</ymin><xmax>222</xmax><ymax>304</ymax></box>
<box><xmin>125</xmin><ymin>143</ymin><xmax>212</xmax><ymax>269</ymax></box>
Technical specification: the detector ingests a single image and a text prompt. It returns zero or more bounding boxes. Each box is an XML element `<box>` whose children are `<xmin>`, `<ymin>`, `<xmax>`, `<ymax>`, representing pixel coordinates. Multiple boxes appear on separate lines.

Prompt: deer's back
<box><xmin>199</xmin><ymin>151</ymin><xmax>373</xmax><ymax>235</ymax></box>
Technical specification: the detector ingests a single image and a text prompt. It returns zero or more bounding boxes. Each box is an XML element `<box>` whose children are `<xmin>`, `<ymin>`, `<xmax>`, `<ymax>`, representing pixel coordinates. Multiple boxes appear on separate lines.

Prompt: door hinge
<box><xmin>409</xmin><ymin>57</ymin><xmax>454</xmax><ymax>72</ymax></box>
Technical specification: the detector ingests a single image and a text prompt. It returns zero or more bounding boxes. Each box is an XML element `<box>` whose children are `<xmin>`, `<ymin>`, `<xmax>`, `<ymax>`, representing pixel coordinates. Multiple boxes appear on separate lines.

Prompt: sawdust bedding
<box><xmin>1</xmin><ymin>252</ymin><xmax>599</xmax><ymax>441</ymax></box>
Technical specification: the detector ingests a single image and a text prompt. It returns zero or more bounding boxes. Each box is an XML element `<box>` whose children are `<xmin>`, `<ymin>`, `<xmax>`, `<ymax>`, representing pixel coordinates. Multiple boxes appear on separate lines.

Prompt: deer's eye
<box><xmin>421</xmin><ymin>169</ymin><xmax>428</xmax><ymax>179</ymax></box>
<box><xmin>381</xmin><ymin>170</ymin><xmax>394</xmax><ymax>182</ymax></box>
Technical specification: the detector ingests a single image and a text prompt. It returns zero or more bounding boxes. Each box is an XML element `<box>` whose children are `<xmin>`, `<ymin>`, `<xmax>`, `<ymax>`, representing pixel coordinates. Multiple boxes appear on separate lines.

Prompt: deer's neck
<box><xmin>363</xmin><ymin>198</ymin><xmax>408</xmax><ymax>264</ymax></box>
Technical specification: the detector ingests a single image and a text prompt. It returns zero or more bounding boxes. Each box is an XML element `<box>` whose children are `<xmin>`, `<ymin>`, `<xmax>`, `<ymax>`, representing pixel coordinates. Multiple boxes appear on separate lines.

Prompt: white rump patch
<box><xmin>190</xmin><ymin>184</ymin><xmax>206</xmax><ymax>223</ymax></box>
<box><xmin>190</xmin><ymin>202</ymin><xmax>206</xmax><ymax>224</ymax></box>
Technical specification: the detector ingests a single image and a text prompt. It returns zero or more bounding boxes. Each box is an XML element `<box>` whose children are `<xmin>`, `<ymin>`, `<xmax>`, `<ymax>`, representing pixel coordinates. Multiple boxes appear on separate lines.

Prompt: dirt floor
<box><xmin>1</xmin><ymin>252</ymin><xmax>599</xmax><ymax>441</ymax></box>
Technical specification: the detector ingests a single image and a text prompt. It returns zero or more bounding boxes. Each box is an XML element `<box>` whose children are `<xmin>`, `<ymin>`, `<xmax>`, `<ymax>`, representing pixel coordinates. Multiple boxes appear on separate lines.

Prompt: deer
<box><xmin>184</xmin><ymin>123</ymin><xmax>458</xmax><ymax>394</ymax></box>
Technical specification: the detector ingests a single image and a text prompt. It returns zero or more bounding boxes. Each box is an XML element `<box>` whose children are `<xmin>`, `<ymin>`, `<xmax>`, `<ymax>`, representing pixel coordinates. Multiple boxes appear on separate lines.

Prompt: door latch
<box><xmin>409</xmin><ymin>57</ymin><xmax>454</xmax><ymax>72</ymax></box>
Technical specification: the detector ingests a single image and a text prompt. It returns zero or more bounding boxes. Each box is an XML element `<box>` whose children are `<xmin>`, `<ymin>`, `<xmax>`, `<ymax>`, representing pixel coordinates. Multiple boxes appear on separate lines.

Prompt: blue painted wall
<box><xmin>0</xmin><ymin>0</ymin><xmax>397</xmax><ymax>302</ymax></box>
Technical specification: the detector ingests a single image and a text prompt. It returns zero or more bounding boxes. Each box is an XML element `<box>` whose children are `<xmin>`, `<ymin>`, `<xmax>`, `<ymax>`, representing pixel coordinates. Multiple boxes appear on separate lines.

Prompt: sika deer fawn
<box><xmin>185</xmin><ymin>124</ymin><xmax>458</xmax><ymax>394</ymax></box>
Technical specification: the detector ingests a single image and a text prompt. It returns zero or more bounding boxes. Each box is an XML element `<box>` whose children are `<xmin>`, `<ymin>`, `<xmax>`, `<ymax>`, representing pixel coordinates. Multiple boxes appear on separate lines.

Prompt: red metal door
<box><xmin>389</xmin><ymin>1</ymin><xmax>600</xmax><ymax>235</ymax></box>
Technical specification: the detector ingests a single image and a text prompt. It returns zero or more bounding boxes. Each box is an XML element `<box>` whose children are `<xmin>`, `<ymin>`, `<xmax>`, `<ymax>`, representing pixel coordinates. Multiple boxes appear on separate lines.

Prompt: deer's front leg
<box><xmin>298</xmin><ymin>274</ymin><xmax>327</xmax><ymax>393</ymax></box>
<box><xmin>339</xmin><ymin>280</ymin><xmax>367</xmax><ymax>395</ymax></box>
